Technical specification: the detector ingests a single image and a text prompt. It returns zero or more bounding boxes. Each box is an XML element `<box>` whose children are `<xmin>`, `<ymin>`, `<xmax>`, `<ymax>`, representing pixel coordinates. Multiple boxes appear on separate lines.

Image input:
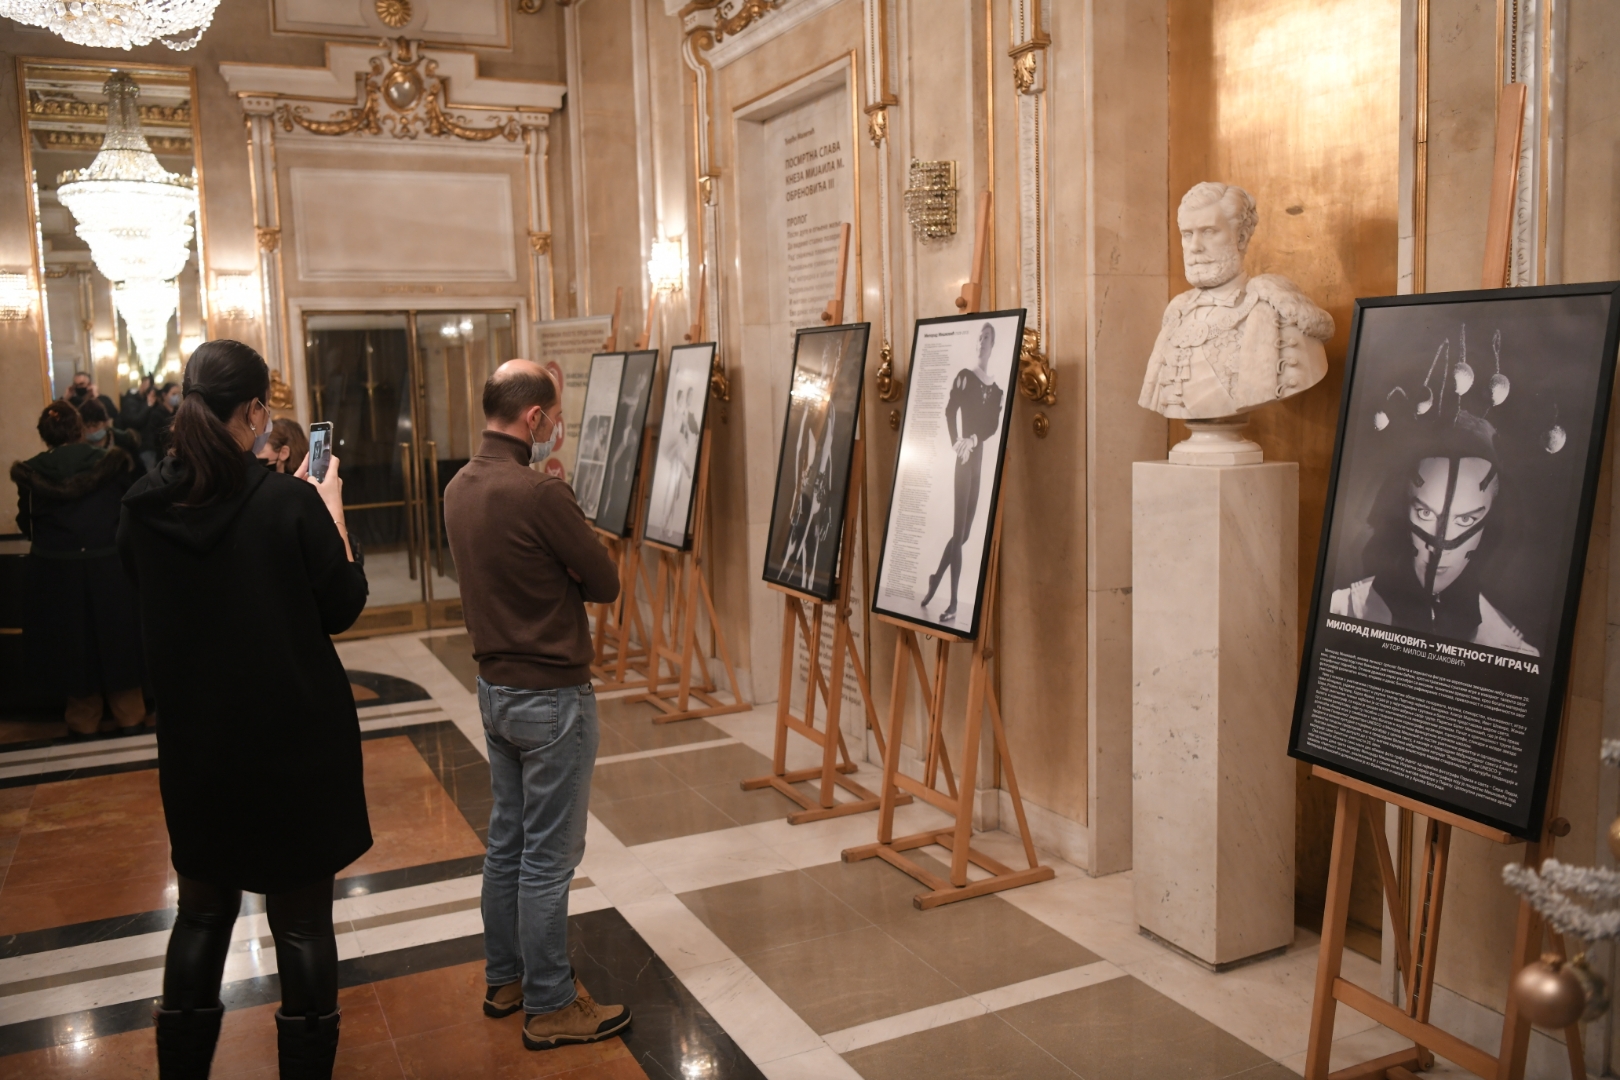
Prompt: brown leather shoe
<box><xmin>521</xmin><ymin>981</ymin><xmax>631</xmax><ymax>1051</ymax></box>
<box><xmin>484</xmin><ymin>981</ymin><xmax>523</xmax><ymax>1019</ymax></box>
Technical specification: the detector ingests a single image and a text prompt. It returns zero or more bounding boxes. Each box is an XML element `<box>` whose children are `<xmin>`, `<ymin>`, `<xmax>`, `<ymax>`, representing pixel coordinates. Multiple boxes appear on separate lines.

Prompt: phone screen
<box><xmin>309</xmin><ymin>423</ymin><xmax>332</xmax><ymax>482</ymax></box>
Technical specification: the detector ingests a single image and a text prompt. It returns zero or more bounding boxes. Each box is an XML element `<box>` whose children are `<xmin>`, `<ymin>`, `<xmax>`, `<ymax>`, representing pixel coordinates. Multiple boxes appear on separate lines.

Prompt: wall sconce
<box><xmin>648</xmin><ymin>237</ymin><xmax>685</xmax><ymax>294</ymax></box>
<box><xmin>210</xmin><ymin>271</ymin><xmax>259</xmax><ymax>320</ymax></box>
<box><xmin>0</xmin><ymin>272</ymin><xmax>35</xmax><ymax>321</ymax></box>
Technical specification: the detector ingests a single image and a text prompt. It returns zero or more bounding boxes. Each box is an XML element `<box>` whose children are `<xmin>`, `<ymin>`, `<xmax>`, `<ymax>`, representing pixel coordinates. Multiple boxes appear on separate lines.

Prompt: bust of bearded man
<box><xmin>1140</xmin><ymin>182</ymin><xmax>1335</xmax><ymax>420</ymax></box>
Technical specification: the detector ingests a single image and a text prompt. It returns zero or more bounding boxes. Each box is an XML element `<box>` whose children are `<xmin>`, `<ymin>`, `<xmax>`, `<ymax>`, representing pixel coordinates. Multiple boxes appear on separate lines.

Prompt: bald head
<box><xmin>483</xmin><ymin>359</ymin><xmax>558</xmax><ymax>424</ymax></box>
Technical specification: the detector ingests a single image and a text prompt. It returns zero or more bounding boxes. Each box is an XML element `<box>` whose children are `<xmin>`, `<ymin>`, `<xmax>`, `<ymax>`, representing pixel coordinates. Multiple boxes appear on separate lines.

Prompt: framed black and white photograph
<box><xmin>761</xmin><ymin>323</ymin><xmax>870</xmax><ymax>600</ymax></box>
<box><xmin>573</xmin><ymin>352</ymin><xmax>624</xmax><ymax>519</ymax></box>
<box><xmin>593</xmin><ymin>350</ymin><xmax>657</xmax><ymax>538</ymax></box>
<box><xmin>871</xmin><ymin>309</ymin><xmax>1026</xmax><ymax>639</ymax></box>
<box><xmin>643</xmin><ymin>342</ymin><xmax>715</xmax><ymax>550</ymax></box>
<box><xmin>1290</xmin><ymin>282</ymin><xmax>1620</xmax><ymax>838</ymax></box>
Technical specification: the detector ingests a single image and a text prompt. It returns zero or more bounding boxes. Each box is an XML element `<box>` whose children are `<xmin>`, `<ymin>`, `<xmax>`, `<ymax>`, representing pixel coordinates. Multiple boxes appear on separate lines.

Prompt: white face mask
<box><xmin>529</xmin><ymin>411</ymin><xmax>558</xmax><ymax>465</ymax></box>
<box><xmin>250</xmin><ymin>401</ymin><xmax>272</xmax><ymax>455</ymax></box>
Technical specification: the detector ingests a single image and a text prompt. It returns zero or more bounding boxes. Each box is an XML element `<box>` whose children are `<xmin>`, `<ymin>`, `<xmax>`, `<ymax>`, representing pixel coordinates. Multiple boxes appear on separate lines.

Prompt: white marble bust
<box><xmin>1140</xmin><ymin>182</ymin><xmax>1334</xmax><ymax>420</ymax></box>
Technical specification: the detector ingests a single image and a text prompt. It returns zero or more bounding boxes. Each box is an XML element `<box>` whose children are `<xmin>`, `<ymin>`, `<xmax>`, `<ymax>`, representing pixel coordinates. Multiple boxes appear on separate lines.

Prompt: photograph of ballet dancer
<box><xmin>643</xmin><ymin>343</ymin><xmax>715</xmax><ymax>550</ymax></box>
<box><xmin>593</xmin><ymin>350</ymin><xmax>657</xmax><ymax>537</ymax></box>
<box><xmin>872</xmin><ymin>309</ymin><xmax>1025</xmax><ymax>639</ymax></box>
<box><xmin>762</xmin><ymin>323</ymin><xmax>870</xmax><ymax>600</ymax></box>
<box><xmin>572</xmin><ymin>353</ymin><xmax>625</xmax><ymax>519</ymax></box>
<box><xmin>1291</xmin><ymin>283</ymin><xmax>1620</xmax><ymax>837</ymax></box>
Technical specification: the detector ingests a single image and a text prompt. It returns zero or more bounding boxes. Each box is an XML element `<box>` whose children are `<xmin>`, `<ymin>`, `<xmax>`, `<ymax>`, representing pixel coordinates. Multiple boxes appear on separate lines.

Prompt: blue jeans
<box><xmin>478</xmin><ymin>678</ymin><xmax>599</xmax><ymax>1014</ymax></box>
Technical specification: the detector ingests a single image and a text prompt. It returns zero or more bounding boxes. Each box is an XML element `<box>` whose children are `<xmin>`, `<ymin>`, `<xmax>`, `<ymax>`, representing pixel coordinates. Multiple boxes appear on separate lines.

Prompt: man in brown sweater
<box><xmin>443</xmin><ymin>360</ymin><xmax>628</xmax><ymax>1052</ymax></box>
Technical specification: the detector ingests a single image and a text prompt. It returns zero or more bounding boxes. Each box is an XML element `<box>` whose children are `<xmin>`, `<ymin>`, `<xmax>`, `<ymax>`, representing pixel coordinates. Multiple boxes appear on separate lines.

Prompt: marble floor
<box><xmin>0</xmin><ymin>628</ymin><xmax>1538</xmax><ymax>1078</ymax></box>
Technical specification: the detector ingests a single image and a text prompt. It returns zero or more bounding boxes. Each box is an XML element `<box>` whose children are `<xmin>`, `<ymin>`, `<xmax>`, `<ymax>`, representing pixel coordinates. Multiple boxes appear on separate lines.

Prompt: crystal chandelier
<box><xmin>111</xmin><ymin>278</ymin><xmax>178</xmax><ymax>377</ymax></box>
<box><xmin>56</xmin><ymin>72</ymin><xmax>197</xmax><ymax>373</ymax></box>
<box><xmin>0</xmin><ymin>0</ymin><xmax>220</xmax><ymax>50</ymax></box>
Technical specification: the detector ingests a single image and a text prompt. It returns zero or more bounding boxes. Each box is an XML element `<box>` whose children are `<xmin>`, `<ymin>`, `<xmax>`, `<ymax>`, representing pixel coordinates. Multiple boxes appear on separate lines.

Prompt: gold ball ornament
<box><xmin>1607</xmin><ymin>814</ymin><xmax>1620</xmax><ymax>860</ymax></box>
<box><xmin>1511</xmin><ymin>955</ymin><xmax>1586</xmax><ymax>1028</ymax></box>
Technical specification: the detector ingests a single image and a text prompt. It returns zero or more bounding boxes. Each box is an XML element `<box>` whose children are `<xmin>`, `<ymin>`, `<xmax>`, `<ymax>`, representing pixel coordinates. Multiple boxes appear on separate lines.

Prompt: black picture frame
<box><xmin>593</xmin><ymin>349</ymin><xmax>658</xmax><ymax>537</ymax></box>
<box><xmin>870</xmin><ymin>308</ymin><xmax>1027</xmax><ymax>640</ymax></box>
<box><xmin>761</xmin><ymin>323</ymin><xmax>871</xmax><ymax>600</ymax></box>
<box><xmin>1289</xmin><ymin>282</ymin><xmax>1620</xmax><ymax>839</ymax></box>
<box><xmin>642</xmin><ymin>342</ymin><xmax>715</xmax><ymax>551</ymax></box>
<box><xmin>573</xmin><ymin>351</ymin><xmax>625</xmax><ymax>520</ymax></box>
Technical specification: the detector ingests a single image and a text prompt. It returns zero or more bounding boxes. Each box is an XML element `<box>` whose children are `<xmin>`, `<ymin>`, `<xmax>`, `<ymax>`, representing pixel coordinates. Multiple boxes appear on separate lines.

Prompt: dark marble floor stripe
<box><xmin>571</xmin><ymin>907</ymin><xmax>764</xmax><ymax>1080</ymax></box>
<box><xmin>0</xmin><ymin>855</ymin><xmax>487</xmax><ymax>960</ymax></box>
<box><xmin>0</xmin><ymin>755</ymin><xmax>160</xmax><ymax>791</ymax></box>
<box><xmin>0</xmin><ymin>910</ymin><xmax>758</xmax><ymax>1078</ymax></box>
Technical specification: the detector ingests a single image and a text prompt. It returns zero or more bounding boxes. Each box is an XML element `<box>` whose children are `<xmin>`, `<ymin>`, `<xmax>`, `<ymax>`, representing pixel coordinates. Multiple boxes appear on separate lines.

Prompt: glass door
<box><xmin>304</xmin><ymin>310</ymin><xmax>515</xmax><ymax>637</ymax></box>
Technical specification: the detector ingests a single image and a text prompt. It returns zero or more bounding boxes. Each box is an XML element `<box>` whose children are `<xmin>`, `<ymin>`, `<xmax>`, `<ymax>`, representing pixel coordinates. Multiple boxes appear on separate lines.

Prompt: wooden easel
<box><xmin>1301</xmin><ymin>81</ymin><xmax>1585</xmax><ymax>1080</ymax></box>
<box><xmin>591</xmin><ymin>433</ymin><xmax>656</xmax><ymax>691</ymax></box>
<box><xmin>843</xmin><ymin>192</ymin><xmax>1053</xmax><ymax>907</ymax></box>
<box><xmin>635</xmin><ymin>290</ymin><xmax>658</xmax><ymax>351</ymax></box>
<box><xmin>602</xmin><ymin>286</ymin><xmax>624</xmax><ymax>351</ymax></box>
<box><xmin>842</xmin><ymin>500</ymin><xmax>1053</xmax><ymax>907</ymax></box>
<box><xmin>636</xmin><ymin>432</ymin><xmax>750</xmax><ymax>725</ymax></box>
<box><xmin>741</xmin><ymin>225</ymin><xmax>908</xmax><ymax>824</ymax></box>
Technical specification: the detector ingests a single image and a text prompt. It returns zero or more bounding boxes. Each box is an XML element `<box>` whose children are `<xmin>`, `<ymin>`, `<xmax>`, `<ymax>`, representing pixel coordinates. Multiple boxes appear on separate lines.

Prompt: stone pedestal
<box><xmin>1131</xmin><ymin>461</ymin><xmax>1297</xmax><ymax>969</ymax></box>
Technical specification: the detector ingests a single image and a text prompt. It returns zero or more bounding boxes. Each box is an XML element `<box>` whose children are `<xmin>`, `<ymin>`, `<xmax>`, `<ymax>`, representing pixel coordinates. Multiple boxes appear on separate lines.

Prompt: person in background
<box><xmin>10</xmin><ymin>401</ymin><xmax>147</xmax><ymax>736</ymax></box>
<box><xmin>67</xmin><ymin>370</ymin><xmax>119</xmax><ymax>421</ymax></box>
<box><xmin>142</xmin><ymin>381</ymin><xmax>180</xmax><ymax>471</ymax></box>
<box><xmin>121</xmin><ymin>374</ymin><xmax>154</xmax><ymax>432</ymax></box>
<box><xmin>443</xmin><ymin>360</ymin><xmax>629</xmax><ymax>1052</ymax></box>
<box><xmin>119</xmin><ymin>340</ymin><xmax>369</xmax><ymax>1080</ymax></box>
<box><xmin>78</xmin><ymin>398</ymin><xmax>142</xmax><ymax>462</ymax></box>
<box><xmin>259</xmin><ymin>417</ymin><xmax>308</xmax><ymax>474</ymax></box>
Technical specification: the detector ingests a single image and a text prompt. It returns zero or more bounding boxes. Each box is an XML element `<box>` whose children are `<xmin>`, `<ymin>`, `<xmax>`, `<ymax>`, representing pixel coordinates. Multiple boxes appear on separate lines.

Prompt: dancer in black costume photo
<box><xmin>920</xmin><ymin>322</ymin><xmax>1004</xmax><ymax>622</ymax></box>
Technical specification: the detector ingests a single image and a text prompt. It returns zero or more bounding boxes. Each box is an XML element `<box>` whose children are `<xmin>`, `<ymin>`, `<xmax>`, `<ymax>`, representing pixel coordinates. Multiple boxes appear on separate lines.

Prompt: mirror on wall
<box><xmin>17</xmin><ymin>59</ymin><xmax>209</xmax><ymax>400</ymax></box>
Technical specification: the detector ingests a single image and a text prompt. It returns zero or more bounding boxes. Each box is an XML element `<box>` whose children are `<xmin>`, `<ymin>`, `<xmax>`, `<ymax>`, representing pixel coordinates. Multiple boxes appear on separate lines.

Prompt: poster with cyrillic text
<box><xmin>1290</xmin><ymin>283</ymin><xmax>1620</xmax><ymax>838</ymax></box>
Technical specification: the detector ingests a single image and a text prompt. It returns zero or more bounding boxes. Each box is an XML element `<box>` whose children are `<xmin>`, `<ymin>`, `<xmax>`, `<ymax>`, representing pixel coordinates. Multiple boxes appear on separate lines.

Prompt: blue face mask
<box><xmin>166</xmin><ymin>392</ymin><xmax>180</xmax><ymax>409</ymax></box>
<box><xmin>86</xmin><ymin>428</ymin><xmax>108</xmax><ymax>444</ymax></box>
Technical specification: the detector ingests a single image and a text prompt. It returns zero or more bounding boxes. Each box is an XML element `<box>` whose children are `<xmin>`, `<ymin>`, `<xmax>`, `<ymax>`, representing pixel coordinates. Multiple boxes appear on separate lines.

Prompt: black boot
<box><xmin>153</xmin><ymin>1004</ymin><xmax>223</xmax><ymax>1079</ymax></box>
<box><xmin>275</xmin><ymin>1009</ymin><xmax>341</xmax><ymax>1080</ymax></box>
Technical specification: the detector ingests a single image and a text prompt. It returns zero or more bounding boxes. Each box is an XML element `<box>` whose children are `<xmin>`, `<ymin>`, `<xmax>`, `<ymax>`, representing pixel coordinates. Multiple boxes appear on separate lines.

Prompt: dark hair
<box><xmin>37</xmin><ymin>401</ymin><xmax>84</xmax><ymax>447</ymax></box>
<box><xmin>170</xmin><ymin>340</ymin><xmax>270</xmax><ymax>505</ymax></box>
<box><xmin>77</xmin><ymin>398</ymin><xmax>110</xmax><ymax>425</ymax></box>
<box><xmin>266</xmin><ymin>417</ymin><xmax>308</xmax><ymax>469</ymax></box>
<box><xmin>72</xmin><ymin>371</ymin><xmax>91</xmax><ymax>382</ymax></box>
<box><xmin>483</xmin><ymin>366</ymin><xmax>557</xmax><ymax>424</ymax></box>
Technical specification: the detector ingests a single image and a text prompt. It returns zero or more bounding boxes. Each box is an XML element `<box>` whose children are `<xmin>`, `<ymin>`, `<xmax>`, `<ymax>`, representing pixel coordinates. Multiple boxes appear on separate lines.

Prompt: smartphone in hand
<box><xmin>308</xmin><ymin>422</ymin><xmax>333</xmax><ymax>482</ymax></box>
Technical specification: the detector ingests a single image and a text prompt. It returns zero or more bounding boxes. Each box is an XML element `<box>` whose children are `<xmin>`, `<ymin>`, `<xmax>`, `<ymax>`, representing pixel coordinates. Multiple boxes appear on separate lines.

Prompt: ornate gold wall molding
<box><xmin>679</xmin><ymin>13</ymin><xmax>727</xmax><ymax>399</ymax></box>
<box><xmin>863</xmin><ymin>0</ymin><xmax>899</xmax><ymax>404</ymax></box>
<box><xmin>272</xmin><ymin>38</ymin><xmax>525</xmax><ymax>143</ymax></box>
<box><xmin>1010</xmin><ymin>0</ymin><xmax>1055</xmax><ymax>412</ymax></box>
<box><xmin>680</xmin><ymin>0</ymin><xmax>784</xmax><ymax>42</ymax></box>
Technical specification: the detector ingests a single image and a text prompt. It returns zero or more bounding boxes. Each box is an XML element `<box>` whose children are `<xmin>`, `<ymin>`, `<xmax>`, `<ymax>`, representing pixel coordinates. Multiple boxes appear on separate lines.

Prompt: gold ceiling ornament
<box><xmin>874</xmin><ymin>340</ymin><xmax>902</xmax><ymax>402</ymax></box>
<box><xmin>274</xmin><ymin>38</ymin><xmax>523</xmax><ymax>143</ymax></box>
<box><xmin>679</xmin><ymin>0</ymin><xmax>782</xmax><ymax>42</ymax></box>
<box><xmin>904</xmin><ymin>159</ymin><xmax>957</xmax><ymax>240</ymax></box>
<box><xmin>374</xmin><ymin>0</ymin><xmax>412</xmax><ymax>29</ymax></box>
<box><xmin>1017</xmin><ymin>326</ymin><xmax>1056</xmax><ymax>407</ymax></box>
<box><xmin>866</xmin><ymin>106</ymin><xmax>888</xmax><ymax>147</ymax></box>
<box><xmin>516</xmin><ymin>0</ymin><xmax>544</xmax><ymax>10</ymax></box>
<box><xmin>38</xmin><ymin>130</ymin><xmax>192</xmax><ymax>154</ymax></box>
<box><xmin>256</xmin><ymin>226</ymin><xmax>281</xmax><ymax>252</ymax></box>
<box><xmin>528</xmin><ymin>231</ymin><xmax>552</xmax><ymax>254</ymax></box>
<box><xmin>1031</xmin><ymin>411</ymin><xmax>1050</xmax><ymax>438</ymax></box>
<box><xmin>29</xmin><ymin>93</ymin><xmax>191</xmax><ymax>126</ymax></box>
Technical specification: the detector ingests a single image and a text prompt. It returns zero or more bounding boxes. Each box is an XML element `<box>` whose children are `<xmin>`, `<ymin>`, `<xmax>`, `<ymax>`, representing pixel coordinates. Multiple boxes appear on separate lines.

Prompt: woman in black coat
<box><xmin>118</xmin><ymin>341</ymin><xmax>370</xmax><ymax>1080</ymax></box>
<box><xmin>10</xmin><ymin>400</ymin><xmax>146</xmax><ymax>734</ymax></box>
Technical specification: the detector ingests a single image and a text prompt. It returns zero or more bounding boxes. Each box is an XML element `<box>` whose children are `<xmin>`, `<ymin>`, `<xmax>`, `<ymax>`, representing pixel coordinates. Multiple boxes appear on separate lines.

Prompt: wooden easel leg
<box><xmin>948</xmin><ymin>639</ymin><xmax>991</xmax><ymax>888</ymax></box>
<box><xmin>872</xmin><ymin>630</ymin><xmax>913</xmax><ymax>848</ymax></box>
<box><xmin>818</xmin><ymin>611</ymin><xmax>855</xmax><ymax>809</ymax></box>
<box><xmin>1305</xmin><ymin>785</ymin><xmax>1361</xmax><ymax>1080</ymax></box>
<box><xmin>1548</xmin><ymin>933</ymin><xmax>1587</xmax><ymax>1079</ymax></box>
<box><xmin>1496</xmin><ymin>845</ymin><xmax>1544</xmax><ymax>1080</ymax></box>
<box><xmin>773</xmin><ymin>597</ymin><xmax>798</xmax><ymax>776</ymax></box>
<box><xmin>985</xmin><ymin>684</ymin><xmax>1039</xmax><ymax>870</ymax></box>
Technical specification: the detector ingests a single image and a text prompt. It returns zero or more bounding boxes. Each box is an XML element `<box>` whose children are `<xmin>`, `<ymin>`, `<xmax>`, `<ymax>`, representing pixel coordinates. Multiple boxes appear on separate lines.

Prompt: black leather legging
<box><xmin>162</xmin><ymin>875</ymin><xmax>338</xmax><ymax>1017</ymax></box>
<box><xmin>927</xmin><ymin>448</ymin><xmax>984</xmax><ymax>605</ymax></box>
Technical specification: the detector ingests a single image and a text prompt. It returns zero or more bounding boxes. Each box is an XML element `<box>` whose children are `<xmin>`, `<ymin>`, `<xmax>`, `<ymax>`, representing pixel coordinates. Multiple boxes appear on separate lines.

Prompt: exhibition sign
<box><xmin>574</xmin><ymin>352</ymin><xmax>625</xmax><ymax>520</ymax></box>
<box><xmin>594</xmin><ymin>350</ymin><xmax>657</xmax><ymax>537</ymax></box>
<box><xmin>762</xmin><ymin>322</ymin><xmax>870</xmax><ymax>601</ymax></box>
<box><xmin>1290</xmin><ymin>282</ymin><xmax>1620</xmax><ymax>839</ymax></box>
<box><xmin>872</xmin><ymin>309</ymin><xmax>1026</xmax><ymax>640</ymax></box>
<box><xmin>643</xmin><ymin>342</ymin><xmax>716</xmax><ymax>550</ymax></box>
